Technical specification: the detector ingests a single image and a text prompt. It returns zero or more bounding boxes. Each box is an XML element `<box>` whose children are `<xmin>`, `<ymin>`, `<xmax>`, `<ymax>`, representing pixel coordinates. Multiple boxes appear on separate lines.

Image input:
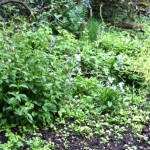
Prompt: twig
<box><xmin>87</xmin><ymin>2</ymin><xmax>93</xmax><ymax>18</ymax></box>
<box><xmin>100</xmin><ymin>3</ymin><xmax>104</xmax><ymax>22</ymax></box>
<box><xmin>0</xmin><ymin>0</ymin><xmax>32</xmax><ymax>15</ymax></box>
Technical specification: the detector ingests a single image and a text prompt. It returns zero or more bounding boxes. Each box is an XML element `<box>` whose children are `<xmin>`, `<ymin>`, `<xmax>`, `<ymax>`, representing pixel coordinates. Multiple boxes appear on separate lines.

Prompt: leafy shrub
<box><xmin>125</xmin><ymin>48</ymin><xmax>150</xmax><ymax>86</ymax></box>
<box><xmin>50</xmin><ymin>29</ymin><xmax>81</xmax><ymax>55</ymax></box>
<box><xmin>98</xmin><ymin>31</ymin><xmax>140</xmax><ymax>54</ymax></box>
<box><xmin>0</xmin><ymin>130</ymin><xmax>24</xmax><ymax>149</ymax></box>
<box><xmin>0</xmin><ymin>0</ymin><xmax>88</xmax><ymax>35</ymax></box>
<box><xmin>91</xmin><ymin>0</ymin><xmax>147</xmax><ymax>22</ymax></box>
<box><xmin>0</xmin><ymin>47</ymin><xmax>68</xmax><ymax>126</ymax></box>
<box><xmin>37</xmin><ymin>0</ymin><xmax>88</xmax><ymax>34</ymax></box>
<box><xmin>81</xmin><ymin>47</ymin><xmax>117</xmax><ymax>78</ymax></box>
<box><xmin>0</xmin><ymin>21</ymin><xmax>149</xmax><ymax>129</ymax></box>
<box><xmin>2</xmin><ymin>24</ymin><xmax>53</xmax><ymax>51</ymax></box>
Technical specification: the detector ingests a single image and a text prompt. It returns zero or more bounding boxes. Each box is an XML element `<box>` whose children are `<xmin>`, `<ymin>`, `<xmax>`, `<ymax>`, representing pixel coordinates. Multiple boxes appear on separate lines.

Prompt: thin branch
<box><xmin>100</xmin><ymin>3</ymin><xmax>104</xmax><ymax>22</ymax></box>
<box><xmin>0</xmin><ymin>0</ymin><xmax>32</xmax><ymax>14</ymax></box>
<box><xmin>87</xmin><ymin>3</ymin><xmax>93</xmax><ymax>18</ymax></box>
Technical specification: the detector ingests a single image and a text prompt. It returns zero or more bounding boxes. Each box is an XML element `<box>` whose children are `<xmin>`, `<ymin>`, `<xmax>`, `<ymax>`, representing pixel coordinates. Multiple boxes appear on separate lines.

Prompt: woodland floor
<box><xmin>0</xmin><ymin>96</ymin><xmax>150</xmax><ymax>150</ymax></box>
<box><xmin>0</xmin><ymin>120</ymin><xmax>149</xmax><ymax>150</ymax></box>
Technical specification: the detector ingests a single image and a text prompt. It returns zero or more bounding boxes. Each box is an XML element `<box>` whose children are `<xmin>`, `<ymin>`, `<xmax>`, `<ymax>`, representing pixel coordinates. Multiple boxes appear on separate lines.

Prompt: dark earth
<box><xmin>43</xmin><ymin>122</ymin><xmax>150</xmax><ymax>150</ymax></box>
<box><xmin>40</xmin><ymin>122</ymin><xmax>150</xmax><ymax>150</ymax></box>
<box><xmin>0</xmin><ymin>120</ymin><xmax>149</xmax><ymax>150</ymax></box>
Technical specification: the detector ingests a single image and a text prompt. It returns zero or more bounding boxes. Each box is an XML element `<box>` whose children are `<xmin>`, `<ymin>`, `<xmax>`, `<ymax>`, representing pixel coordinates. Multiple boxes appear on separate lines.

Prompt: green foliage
<box><xmin>0</xmin><ymin>130</ymin><xmax>55</xmax><ymax>150</ymax></box>
<box><xmin>0</xmin><ymin>130</ymin><xmax>24</xmax><ymax>150</ymax></box>
<box><xmin>125</xmin><ymin>49</ymin><xmax>150</xmax><ymax>85</ymax></box>
<box><xmin>26</xmin><ymin>137</ymin><xmax>55</xmax><ymax>150</ymax></box>
<box><xmin>0</xmin><ymin>17</ymin><xmax>149</xmax><ymax>148</ymax></box>
<box><xmin>91</xmin><ymin>0</ymin><xmax>140</xmax><ymax>22</ymax></box>
<box><xmin>98</xmin><ymin>31</ymin><xmax>141</xmax><ymax>53</ymax></box>
<box><xmin>1</xmin><ymin>23</ymin><xmax>148</xmax><ymax>127</ymax></box>
<box><xmin>72</xmin><ymin>76</ymin><xmax>123</xmax><ymax>113</ymax></box>
<box><xmin>0</xmin><ymin>0</ymin><xmax>88</xmax><ymax>35</ymax></box>
<box><xmin>0</xmin><ymin>26</ymin><xmax>70</xmax><ymax>127</ymax></box>
<box><xmin>37</xmin><ymin>0</ymin><xmax>87</xmax><ymax>34</ymax></box>
<box><xmin>81</xmin><ymin>18</ymin><xmax>100</xmax><ymax>41</ymax></box>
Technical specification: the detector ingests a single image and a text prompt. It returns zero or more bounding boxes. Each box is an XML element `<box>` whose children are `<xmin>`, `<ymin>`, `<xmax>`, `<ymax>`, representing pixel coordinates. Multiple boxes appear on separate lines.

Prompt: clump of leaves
<box><xmin>72</xmin><ymin>76</ymin><xmax>123</xmax><ymax>113</ymax></box>
<box><xmin>125</xmin><ymin>48</ymin><xmax>150</xmax><ymax>86</ymax></box>
<box><xmin>0</xmin><ymin>47</ymin><xmax>68</xmax><ymax>127</ymax></box>
<box><xmin>36</xmin><ymin>0</ymin><xmax>88</xmax><ymax>35</ymax></box>
<box><xmin>81</xmin><ymin>18</ymin><xmax>100</xmax><ymax>41</ymax></box>
<box><xmin>0</xmin><ymin>130</ymin><xmax>24</xmax><ymax>150</ymax></box>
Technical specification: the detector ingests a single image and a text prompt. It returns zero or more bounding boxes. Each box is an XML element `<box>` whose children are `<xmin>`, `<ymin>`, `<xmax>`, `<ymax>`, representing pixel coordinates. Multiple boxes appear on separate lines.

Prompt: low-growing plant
<box><xmin>0</xmin><ymin>130</ymin><xmax>24</xmax><ymax>150</ymax></box>
<box><xmin>72</xmin><ymin>76</ymin><xmax>123</xmax><ymax>113</ymax></box>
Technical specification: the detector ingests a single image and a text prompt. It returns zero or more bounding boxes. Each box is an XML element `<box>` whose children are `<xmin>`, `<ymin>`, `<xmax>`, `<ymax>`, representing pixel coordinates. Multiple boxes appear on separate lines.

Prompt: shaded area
<box><xmin>0</xmin><ymin>132</ymin><xmax>8</xmax><ymax>144</ymax></box>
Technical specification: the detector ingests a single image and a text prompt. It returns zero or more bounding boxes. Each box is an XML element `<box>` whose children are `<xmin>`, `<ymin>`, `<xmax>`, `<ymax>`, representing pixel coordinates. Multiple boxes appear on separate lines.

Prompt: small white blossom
<box><xmin>12</xmin><ymin>46</ymin><xmax>15</xmax><ymax>50</ymax></box>
<box><xmin>75</xmin><ymin>54</ymin><xmax>81</xmax><ymax>62</ymax></box>
<box><xmin>69</xmin><ymin>77</ymin><xmax>74</xmax><ymax>82</ymax></box>
<box><xmin>51</xmin><ymin>37</ymin><xmax>56</xmax><ymax>46</ymax></box>
<box><xmin>8</xmin><ymin>59</ymin><xmax>12</xmax><ymax>63</ymax></box>
<box><xmin>118</xmin><ymin>82</ymin><xmax>124</xmax><ymax>93</ymax></box>
<box><xmin>108</xmin><ymin>77</ymin><xmax>115</xmax><ymax>84</ymax></box>
<box><xmin>137</xmin><ymin>41</ymin><xmax>141</xmax><ymax>48</ymax></box>
<box><xmin>100</xmin><ymin>26</ymin><xmax>104</xmax><ymax>36</ymax></box>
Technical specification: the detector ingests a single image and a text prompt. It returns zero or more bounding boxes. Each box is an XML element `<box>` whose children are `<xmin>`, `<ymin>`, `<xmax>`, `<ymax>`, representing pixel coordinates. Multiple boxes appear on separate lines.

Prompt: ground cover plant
<box><xmin>0</xmin><ymin>1</ymin><xmax>150</xmax><ymax>149</ymax></box>
<box><xmin>0</xmin><ymin>19</ymin><xmax>149</xmax><ymax>149</ymax></box>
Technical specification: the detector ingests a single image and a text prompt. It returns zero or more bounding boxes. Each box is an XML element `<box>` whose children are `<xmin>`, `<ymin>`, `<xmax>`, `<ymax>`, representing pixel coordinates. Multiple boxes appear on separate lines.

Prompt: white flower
<box><xmin>137</xmin><ymin>41</ymin><xmax>141</xmax><ymax>48</ymax></box>
<box><xmin>108</xmin><ymin>77</ymin><xmax>115</xmax><ymax>84</ymax></box>
<box><xmin>118</xmin><ymin>82</ymin><xmax>124</xmax><ymax>93</ymax></box>
<box><xmin>69</xmin><ymin>77</ymin><xmax>74</xmax><ymax>82</ymax></box>
<box><xmin>12</xmin><ymin>46</ymin><xmax>15</xmax><ymax>50</ymax></box>
<box><xmin>8</xmin><ymin>59</ymin><xmax>12</xmax><ymax>63</ymax></box>
<box><xmin>100</xmin><ymin>27</ymin><xmax>104</xmax><ymax>36</ymax></box>
<box><xmin>75</xmin><ymin>54</ymin><xmax>81</xmax><ymax>62</ymax></box>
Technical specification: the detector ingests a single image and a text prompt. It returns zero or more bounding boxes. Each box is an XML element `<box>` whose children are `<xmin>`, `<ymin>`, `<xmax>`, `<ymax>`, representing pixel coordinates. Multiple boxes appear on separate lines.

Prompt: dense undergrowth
<box><xmin>0</xmin><ymin>17</ymin><xmax>149</xmax><ymax>149</ymax></box>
